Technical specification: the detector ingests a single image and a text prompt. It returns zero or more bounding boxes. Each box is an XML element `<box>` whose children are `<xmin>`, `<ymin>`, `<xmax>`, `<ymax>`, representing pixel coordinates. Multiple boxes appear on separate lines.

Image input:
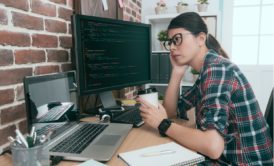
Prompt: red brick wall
<box><xmin>123</xmin><ymin>0</ymin><xmax>142</xmax><ymax>22</ymax></box>
<box><xmin>0</xmin><ymin>0</ymin><xmax>73</xmax><ymax>149</ymax></box>
<box><xmin>0</xmin><ymin>0</ymin><xmax>142</xmax><ymax>149</ymax></box>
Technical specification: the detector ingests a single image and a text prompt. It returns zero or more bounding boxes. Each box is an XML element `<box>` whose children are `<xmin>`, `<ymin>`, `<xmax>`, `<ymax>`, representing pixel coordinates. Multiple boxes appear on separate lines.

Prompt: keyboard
<box><xmin>50</xmin><ymin>123</ymin><xmax>108</xmax><ymax>154</ymax></box>
<box><xmin>111</xmin><ymin>108</ymin><xmax>144</xmax><ymax>127</ymax></box>
<box><xmin>36</xmin><ymin>123</ymin><xmax>65</xmax><ymax>136</ymax></box>
<box><xmin>37</xmin><ymin>103</ymin><xmax>74</xmax><ymax>122</ymax></box>
<box><xmin>36</xmin><ymin>123</ymin><xmax>75</xmax><ymax>140</ymax></box>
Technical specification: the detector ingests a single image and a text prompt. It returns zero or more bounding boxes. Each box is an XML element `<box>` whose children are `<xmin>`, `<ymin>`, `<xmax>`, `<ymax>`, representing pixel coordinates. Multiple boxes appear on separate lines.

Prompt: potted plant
<box><xmin>176</xmin><ymin>1</ymin><xmax>188</xmax><ymax>13</ymax></box>
<box><xmin>197</xmin><ymin>0</ymin><xmax>209</xmax><ymax>12</ymax></box>
<box><xmin>157</xmin><ymin>30</ymin><xmax>168</xmax><ymax>50</ymax></box>
<box><xmin>155</xmin><ymin>0</ymin><xmax>167</xmax><ymax>15</ymax></box>
<box><xmin>190</xmin><ymin>68</ymin><xmax>199</xmax><ymax>82</ymax></box>
<box><xmin>191</xmin><ymin>68</ymin><xmax>199</xmax><ymax>75</ymax></box>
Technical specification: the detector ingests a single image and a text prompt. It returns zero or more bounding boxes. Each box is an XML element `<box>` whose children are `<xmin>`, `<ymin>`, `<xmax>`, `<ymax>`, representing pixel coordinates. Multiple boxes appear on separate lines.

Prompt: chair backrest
<box><xmin>264</xmin><ymin>88</ymin><xmax>273</xmax><ymax>140</ymax></box>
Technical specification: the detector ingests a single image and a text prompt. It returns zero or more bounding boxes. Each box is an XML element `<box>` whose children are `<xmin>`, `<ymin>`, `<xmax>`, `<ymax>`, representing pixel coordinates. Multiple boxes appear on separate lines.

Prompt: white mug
<box><xmin>138</xmin><ymin>88</ymin><xmax>158</xmax><ymax>107</ymax></box>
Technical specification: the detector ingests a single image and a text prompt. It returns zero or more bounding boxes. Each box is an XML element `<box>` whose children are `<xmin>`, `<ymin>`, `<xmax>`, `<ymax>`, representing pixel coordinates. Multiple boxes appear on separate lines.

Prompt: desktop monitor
<box><xmin>72</xmin><ymin>14</ymin><xmax>151</xmax><ymax>108</ymax></box>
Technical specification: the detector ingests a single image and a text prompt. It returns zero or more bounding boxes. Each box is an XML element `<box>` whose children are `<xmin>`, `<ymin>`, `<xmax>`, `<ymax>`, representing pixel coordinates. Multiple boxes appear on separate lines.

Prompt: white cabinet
<box><xmin>145</xmin><ymin>82</ymin><xmax>194</xmax><ymax>98</ymax></box>
<box><xmin>143</xmin><ymin>12</ymin><xmax>221</xmax><ymax>51</ymax></box>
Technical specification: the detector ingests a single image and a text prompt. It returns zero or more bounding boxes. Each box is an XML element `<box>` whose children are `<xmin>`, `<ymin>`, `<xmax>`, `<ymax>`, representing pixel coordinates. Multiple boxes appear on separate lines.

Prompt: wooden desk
<box><xmin>0</xmin><ymin>109</ymin><xmax>195</xmax><ymax>166</ymax></box>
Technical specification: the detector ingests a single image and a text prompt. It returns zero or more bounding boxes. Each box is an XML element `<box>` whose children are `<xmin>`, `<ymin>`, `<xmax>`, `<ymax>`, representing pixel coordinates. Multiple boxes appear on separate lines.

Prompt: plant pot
<box><xmin>176</xmin><ymin>5</ymin><xmax>188</xmax><ymax>13</ymax></box>
<box><xmin>155</xmin><ymin>6</ymin><xmax>167</xmax><ymax>15</ymax></box>
<box><xmin>197</xmin><ymin>4</ymin><xmax>208</xmax><ymax>12</ymax></box>
<box><xmin>159</xmin><ymin>41</ymin><xmax>165</xmax><ymax>50</ymax></box>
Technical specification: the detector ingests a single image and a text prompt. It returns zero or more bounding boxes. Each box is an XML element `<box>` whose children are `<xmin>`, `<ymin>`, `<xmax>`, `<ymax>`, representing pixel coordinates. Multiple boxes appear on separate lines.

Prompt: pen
<box><xmin>8</xmin><ymin>136</ymin><xmax>15</xmax><ymax>143</ymax></box>
<box><xmin>141</xmin><ymin>150</ymin><xmax>176</xmax><ymax>157</ymax></box>
<box><xmin>15</xmin><ymin>129</ymin><xmax>29</xmax><ymax>148</ymax></box>
<box><xmin>16</xmin><ymin>136</ymin><xmax>23</xmax><ymax>145</ymax></box>
<box><xmin>30</xmin><ymin>126</ymin><xmax>35</xmax><ymax>138</ymax></box>
<box><xmin>33</xmin><ymin>132</ymin><xmax>37</xmax><ymax>145</ymax></box>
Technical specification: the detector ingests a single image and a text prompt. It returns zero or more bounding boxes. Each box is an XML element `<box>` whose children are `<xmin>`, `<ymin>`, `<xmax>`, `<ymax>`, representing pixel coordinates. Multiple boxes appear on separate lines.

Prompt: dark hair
<box><xmin>168</xmin><ymin>12</ymin><xmax>228</xmax><ymax>59</ymax></box>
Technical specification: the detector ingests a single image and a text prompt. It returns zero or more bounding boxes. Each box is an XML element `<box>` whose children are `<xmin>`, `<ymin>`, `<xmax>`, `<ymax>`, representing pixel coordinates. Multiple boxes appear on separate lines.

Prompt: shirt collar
<box><xmin>194</xmin><ymin>49</ymin><xmax>219</xmax><ymax>84</ymax></box>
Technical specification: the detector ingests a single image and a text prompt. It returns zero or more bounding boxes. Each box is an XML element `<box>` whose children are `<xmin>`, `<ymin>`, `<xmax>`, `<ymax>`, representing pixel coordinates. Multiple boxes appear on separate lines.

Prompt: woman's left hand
<box><xmin>137</xmin><ymin>97</ymin><xmax>168</xmax><ymax>129</ymax></box>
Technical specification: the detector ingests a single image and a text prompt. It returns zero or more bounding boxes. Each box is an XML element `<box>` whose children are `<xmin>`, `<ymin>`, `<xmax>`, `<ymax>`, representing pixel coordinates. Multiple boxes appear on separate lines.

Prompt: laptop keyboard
<box><xmin>50</xmin><ymin>123</ymin><xmax>108</xmax><ymax>154</ymax></box>
<box><xmin>37</xmin><ymin>103</ymin><xmax>73</xmax><ymax>122</ymax></box>
<box><xmin>36</xmin><ymin>123</ymin><xmax>75</xmax><ymax>140</ymax></box>
<box><xmin>36</xmin><ymin>123</ymin><xmax>65</xmax><ymax>136</ymax></box>
<box><xmin>112</xmin><ymin>108</ymin><xmax>144</xmax><ymax>127</ymax></box>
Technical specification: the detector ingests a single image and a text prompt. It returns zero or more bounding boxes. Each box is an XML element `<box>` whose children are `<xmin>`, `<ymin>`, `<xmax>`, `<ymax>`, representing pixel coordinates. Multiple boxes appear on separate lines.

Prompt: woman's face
<box><xmin>167</xmin><ymin>28</ymin><xmax>201</xmax><ymax>66</ymax></box>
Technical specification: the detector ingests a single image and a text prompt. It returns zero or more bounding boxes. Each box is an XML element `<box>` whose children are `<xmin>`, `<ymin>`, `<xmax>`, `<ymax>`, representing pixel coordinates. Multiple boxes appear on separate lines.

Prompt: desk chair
<box><xmin>264</xmin><ymin>88</ymin><xmax>273</xmax><ymax>140</ymax></box>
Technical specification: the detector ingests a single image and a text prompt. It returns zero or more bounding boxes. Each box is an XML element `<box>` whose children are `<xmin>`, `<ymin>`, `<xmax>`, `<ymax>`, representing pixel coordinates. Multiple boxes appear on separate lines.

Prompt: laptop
<box><xmin>24</xmin><ymin>71</ymin><xmax>78</xmax><ymax>134</ymax></box>
<box><xmin>23</xmin><ymin>71</ymin><xmax>132</xmax><ymax>161</ymax></box>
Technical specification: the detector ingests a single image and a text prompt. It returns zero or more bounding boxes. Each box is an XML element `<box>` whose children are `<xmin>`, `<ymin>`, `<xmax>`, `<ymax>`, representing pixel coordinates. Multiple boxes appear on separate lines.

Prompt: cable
<box><xmin>84</xmin><ymin>95</ymin><xmax>90</xmax><ymax>112</ymax></box>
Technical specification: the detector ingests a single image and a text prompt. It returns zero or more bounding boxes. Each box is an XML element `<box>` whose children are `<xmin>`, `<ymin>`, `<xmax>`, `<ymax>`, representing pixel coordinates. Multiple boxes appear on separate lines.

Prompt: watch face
<box><xmin>158</xmin><ymin>119</ymin><xmax>172</xmax><ymax>136</ymax></box>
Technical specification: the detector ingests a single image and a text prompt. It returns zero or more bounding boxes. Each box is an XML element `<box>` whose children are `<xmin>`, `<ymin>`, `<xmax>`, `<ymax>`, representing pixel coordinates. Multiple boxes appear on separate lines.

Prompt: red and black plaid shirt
<box><xmin>178</xmin><ymin>50</ymin><xmax>273</xmax><ymax>165</ymax></box>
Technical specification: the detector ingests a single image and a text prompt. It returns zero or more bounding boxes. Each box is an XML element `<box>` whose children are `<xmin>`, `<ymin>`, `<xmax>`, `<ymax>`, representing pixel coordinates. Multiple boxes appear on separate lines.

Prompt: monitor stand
<box><xmin>99</xmin><ymin>91</ymin><xmax>123</xmax><ymax>111</ymax></box>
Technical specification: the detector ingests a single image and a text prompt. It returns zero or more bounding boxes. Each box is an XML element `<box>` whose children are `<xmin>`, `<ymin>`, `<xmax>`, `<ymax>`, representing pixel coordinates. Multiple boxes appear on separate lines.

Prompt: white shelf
<box><xmin>152</xmin><ymin>50</ymin><xmax>169</xmax><ymax>53</ymax></box>
<box><xmin>145</xmin><ymin>81</ymin><xmax>193</xmax><ymax>96</ymax></box>
<box><xmin>144</xmin><ymin>11</ymin><xmax>220</xmax><ymax>23</ymax></box>
<box><xmin>147</xmin><ymin>82</ymin><xmax>193</xmax><ymax>87</ymax></box>
<box><xmin>145</xmin><ymin>11</ymin><xmax>215</xmax><ymax>95</ymax></box>
<box><xmin>144</xmin><ymin>11</ymin><xmax>221</xmax><ymax>52</ymax></box>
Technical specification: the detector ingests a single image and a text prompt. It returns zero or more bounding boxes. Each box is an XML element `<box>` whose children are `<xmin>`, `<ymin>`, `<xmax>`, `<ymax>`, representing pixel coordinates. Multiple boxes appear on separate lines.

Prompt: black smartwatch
<box><xmin>158</xmin><ymin>119</ymin><xmax>173</xmax><ymax>137</ymax></box>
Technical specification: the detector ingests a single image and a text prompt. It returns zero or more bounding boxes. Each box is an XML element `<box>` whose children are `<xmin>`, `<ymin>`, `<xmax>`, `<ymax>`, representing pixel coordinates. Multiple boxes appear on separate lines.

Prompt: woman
<box><xmin>138</xmin><ymin>12</ymin><xmax>273</xmax><ymax>165</ymax></box>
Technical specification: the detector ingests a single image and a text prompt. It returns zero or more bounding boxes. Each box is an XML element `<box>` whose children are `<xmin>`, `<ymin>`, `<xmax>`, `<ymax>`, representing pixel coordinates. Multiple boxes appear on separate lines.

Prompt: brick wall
<box><xmin>123</xmin><ymin>0</ymin><xmax>142</xmax><ymax>22</ymax></box>
<box><xmin>0</xmin><ymin>0</ymin><xmax>142</xmax><ymax>150</ymax></box>
<box><xmin>0</xmin><ymin>0</ymin><xmax>73</xmax><ymax>149</ymax></box>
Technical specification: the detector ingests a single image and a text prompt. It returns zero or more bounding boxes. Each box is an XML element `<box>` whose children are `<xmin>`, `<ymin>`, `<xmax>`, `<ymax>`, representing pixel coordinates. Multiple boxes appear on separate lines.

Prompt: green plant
<box><xmin>177</xmin><ymin>1</ymin><xmax>188</xmax><ymax>6</ymax></box>
<box><xmin>191</xmin><ymin>68</ymin><xmax>200</xmax><ymax>75</ymax></box>
<box><xmin>158</xmin><ymin>95</ymin><xmax>164</xmax><ymax>100</ymax></box>
<box><xmin>157</xmin><ymin>30</ymin><xmax>168</xmax><ymax>42</ymax></box>
<box><xmin>197</xmin><ymin>0</ymin><xmax>209</xmax><ymax>4</ymax></box>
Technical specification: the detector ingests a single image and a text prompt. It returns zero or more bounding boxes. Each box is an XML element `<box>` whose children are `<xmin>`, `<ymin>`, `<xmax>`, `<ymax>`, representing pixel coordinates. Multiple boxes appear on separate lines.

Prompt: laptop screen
<box><xmin>29</xmin><ymin>78</ymin><xmax>70</xmax><ymax>108</ymax></box>
<box><xmin>23</xmin><ymin>71</ymin><xmax>77</xmax><ymax>129</ymax></box>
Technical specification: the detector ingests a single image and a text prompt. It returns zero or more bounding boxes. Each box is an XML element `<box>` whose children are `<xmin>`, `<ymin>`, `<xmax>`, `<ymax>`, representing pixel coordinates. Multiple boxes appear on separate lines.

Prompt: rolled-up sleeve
<box><xmin>177</xmin><ymin>86</ymin><xmax>197</xmax><ymax>119</ymax></box>
<box><xmin>197</xmin><ymin>64</ymin><xmax>234</xmax><ymax>141</ymax></box>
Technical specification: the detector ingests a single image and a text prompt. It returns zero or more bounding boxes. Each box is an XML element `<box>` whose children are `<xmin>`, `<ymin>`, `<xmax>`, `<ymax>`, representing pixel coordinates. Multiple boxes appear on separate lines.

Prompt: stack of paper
<box><xmin>118</xmin><ymin>142</ymin><xmax>205</xmax><ymax>166</ymax></box>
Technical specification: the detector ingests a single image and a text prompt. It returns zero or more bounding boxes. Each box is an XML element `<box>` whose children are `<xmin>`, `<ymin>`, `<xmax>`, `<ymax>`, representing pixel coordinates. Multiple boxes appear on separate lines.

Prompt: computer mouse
<box><xmin>47</xmin><ymin>101</ymin><xmax>62</xmax><ymax>109</ymax></box>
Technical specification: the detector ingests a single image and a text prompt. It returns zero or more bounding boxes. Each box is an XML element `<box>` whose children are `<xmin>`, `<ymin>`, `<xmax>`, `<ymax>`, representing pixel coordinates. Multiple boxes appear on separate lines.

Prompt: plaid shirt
<box><xmin>178</xmin><ymin>50</ymin><xmax>273</xmax><ymax>165</ymax></box>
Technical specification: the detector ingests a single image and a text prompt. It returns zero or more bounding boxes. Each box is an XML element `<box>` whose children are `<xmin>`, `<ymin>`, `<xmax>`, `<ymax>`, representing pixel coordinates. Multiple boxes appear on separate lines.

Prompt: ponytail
<box><xmin>206</xmin><ymin>34</ymin><xmax>229</xmax><ymax>59</ymax></box>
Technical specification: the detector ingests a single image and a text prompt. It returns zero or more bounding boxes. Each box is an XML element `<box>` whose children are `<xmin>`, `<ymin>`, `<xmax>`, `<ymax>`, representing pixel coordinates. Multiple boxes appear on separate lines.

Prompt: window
<box><xmin>231</xmin><ymin>0</ymin><xmax>274</xmax><ymax>65</ymax></box>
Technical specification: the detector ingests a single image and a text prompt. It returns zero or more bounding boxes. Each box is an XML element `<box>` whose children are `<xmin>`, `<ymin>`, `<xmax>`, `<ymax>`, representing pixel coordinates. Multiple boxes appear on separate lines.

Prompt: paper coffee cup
<box><xmin>139</xmin><ymin>92</ymin><xmax>158</xmax><ymax>107</ymax></box>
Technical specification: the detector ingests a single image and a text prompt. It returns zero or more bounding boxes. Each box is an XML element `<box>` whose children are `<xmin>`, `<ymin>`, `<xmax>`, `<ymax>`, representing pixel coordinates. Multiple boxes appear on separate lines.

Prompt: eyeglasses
<box><xmin>163</xmin><ymin>33</ymin><xmax>192</xmax><ymax>51</ymax></box>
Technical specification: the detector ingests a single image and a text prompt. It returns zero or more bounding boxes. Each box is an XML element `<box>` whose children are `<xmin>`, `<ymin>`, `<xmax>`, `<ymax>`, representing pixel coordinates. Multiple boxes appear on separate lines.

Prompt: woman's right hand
<box><xmin>169</xmin><ymin>54</ymin><xmax>188</xmax><ymax>77</ymax></box>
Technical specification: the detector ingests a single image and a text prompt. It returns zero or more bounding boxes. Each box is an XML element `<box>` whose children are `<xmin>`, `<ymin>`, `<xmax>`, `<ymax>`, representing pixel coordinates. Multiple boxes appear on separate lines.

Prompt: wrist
<box><xmin>171</xmin><ymin>70</ymin><xmax>184</xmax><ymax>82</ymax></box>
<box><xmin>158</xmin><ymin>119</ymin><xmax>173</xmax><ymax>137</ymax></box>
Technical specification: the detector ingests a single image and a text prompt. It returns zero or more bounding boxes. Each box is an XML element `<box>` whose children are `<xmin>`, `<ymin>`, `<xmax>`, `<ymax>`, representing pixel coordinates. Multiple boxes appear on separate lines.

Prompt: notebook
<box><xmin>118</xmin><ymin>142</ymin><xmax>205</xmax><ymax>166</ymax></box>
<box><xmin>23</xmin><ymin>71</ymin><xmax>133</xmax><ymax>161</ymax></box>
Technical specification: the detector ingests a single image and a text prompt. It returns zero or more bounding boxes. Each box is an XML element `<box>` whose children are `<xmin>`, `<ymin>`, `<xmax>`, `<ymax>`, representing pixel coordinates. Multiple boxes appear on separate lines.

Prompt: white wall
<box><xmin>239</xmin><ymin>65</ymin><xmax>273</xmax><ymax>114</ymax></box>
<box><xmin>221</xmin><ymin>0</ymin><xmax>233</xmax><ymax>56</ymax></box>
<box><xmin>220</xmin><ymin>1</ymin><xmax>274</xmax><ymax>114</ymax></box>
<box><xmin>142</xmin><ymin>0</ymin><xmax>220</xmax><ymax>18</ymax></box>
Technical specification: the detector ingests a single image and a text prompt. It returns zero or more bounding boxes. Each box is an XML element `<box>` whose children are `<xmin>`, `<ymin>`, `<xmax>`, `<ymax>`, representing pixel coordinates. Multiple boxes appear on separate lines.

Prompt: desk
<box><xmin>0</xmin><ymin>109</ymin><xmax>195</xmax><ymax>166</ymax></box>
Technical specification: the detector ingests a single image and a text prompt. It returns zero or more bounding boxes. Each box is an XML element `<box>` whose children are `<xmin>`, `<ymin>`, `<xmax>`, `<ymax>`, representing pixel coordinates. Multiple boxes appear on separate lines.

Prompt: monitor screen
<box><xmin>72</xmin><ymin>14</ymin><xmax>151</xmax><ymax>96</ymax></box>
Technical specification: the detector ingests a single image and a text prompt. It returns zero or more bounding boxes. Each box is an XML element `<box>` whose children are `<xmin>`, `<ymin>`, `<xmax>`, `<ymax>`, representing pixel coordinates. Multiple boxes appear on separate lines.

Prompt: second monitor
<box><xmin>72</xmin><ymin>14</ymin><xmax>151</xmax><ymax>109</ymax></box>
